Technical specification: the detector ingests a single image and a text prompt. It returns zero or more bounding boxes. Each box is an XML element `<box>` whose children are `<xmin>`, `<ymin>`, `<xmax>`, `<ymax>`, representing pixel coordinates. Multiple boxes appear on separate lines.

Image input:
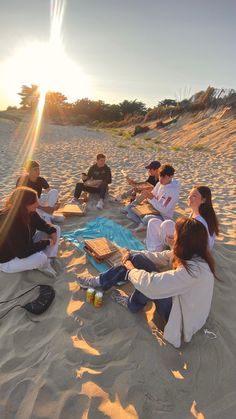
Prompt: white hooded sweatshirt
<box><xmin>128</xmin><ymin>249</ymin><xmax>214</xmax><ymax>348</ymax></box>
<box><xmin>148</xmin><ymin>179</ymin><xmax>181</xmax><ymax>220</ymax></box>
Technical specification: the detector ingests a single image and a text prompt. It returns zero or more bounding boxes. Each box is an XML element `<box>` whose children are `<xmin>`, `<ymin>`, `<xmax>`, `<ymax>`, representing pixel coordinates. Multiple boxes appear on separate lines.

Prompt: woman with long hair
<box><xmin>77</xmin><ymin>217</ymin><xmax>216</xmax><ymax>347</ymax></box>
<box><xmin>0</xmin><ymin>186</ymin><xmax>60</xmax><ymax>276</ymax></box>
<box><xmin>146</xmin><ymin>185</ymin><xmax>219</xmax><ymax>251</ymax></box>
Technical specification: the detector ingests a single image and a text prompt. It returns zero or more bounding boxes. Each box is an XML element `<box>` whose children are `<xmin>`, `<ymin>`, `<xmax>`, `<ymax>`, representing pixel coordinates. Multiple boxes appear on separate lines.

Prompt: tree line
<box><xmin>6</xmin><ymin>84</ymin><xmax>236</xmax><ymax>126</ymax></box>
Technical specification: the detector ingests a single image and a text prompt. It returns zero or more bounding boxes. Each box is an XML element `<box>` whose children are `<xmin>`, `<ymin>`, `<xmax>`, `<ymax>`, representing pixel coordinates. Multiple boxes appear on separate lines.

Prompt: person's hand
<box><xmin>124</xmin><ymin>260</ymin><xmax>135</xmax><ymax>271</ymax></box>
<box><xmin>141</xmin><ymin>189</ymin><xmax>153</xmax><ymax>199</ymax></box>
<box><xmin>127</xmin><ymin>177</ymin><xmax>135</xmax><ymax>186</ymax></box>
<box><xmin>166</xmin><ymin>235</ymin><xmax>174</xmax><ymax>247</ymax></box>
<box><xmin>82</xmin><ymin>173</ymin><xmax>88</xmax><ymax>181</ymax></box>
<box><xmin>49</xmin><ymin>232</ymin><xmax>57</xmax><ymax>245</ymax></box>
<box><xmin>122</xmin><ymin>249</ymin><xmax>131</xmax><ymax>263</ymax></box>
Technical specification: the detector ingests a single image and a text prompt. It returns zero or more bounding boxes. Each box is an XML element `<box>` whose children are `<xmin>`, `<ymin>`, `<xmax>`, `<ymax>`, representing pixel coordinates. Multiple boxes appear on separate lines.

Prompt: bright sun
<box><xmin>1</xmin><ymin>40</ymin><xmax>91</xmax><ymax>107</ymax></box>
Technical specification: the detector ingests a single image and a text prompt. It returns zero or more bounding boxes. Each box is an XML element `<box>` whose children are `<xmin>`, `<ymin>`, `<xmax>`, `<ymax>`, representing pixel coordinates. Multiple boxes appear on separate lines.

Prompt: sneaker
<box><xmin>96</xmin><ymin>199</ymin><xmax>104</xmax><ymax>210</ymax></box>
<box><xmin>109</xmin><ymin>195</ymin><xmax>122</xmax><ymax>203</ymax></box>
<box><xmin>69</xmin><ymin>197</ymin><xmax>79</xmax><ymax>204</ymax></box>
<box><xmin>38</xmin><ymin>263</ymin><xmax>57</xmax><ymax>278</ymax></box>
<box><xmin>52</xmin><ymin>214</ymin><xmax>65</xmax><ymax>223</ymax></box>
<box><xmin>77</xmin><ymin>276</ymin><xmax>100</xmax><ymax>289</ymax></box>
<box><xmin>134</xmin><ymin>223</ymin><xmax>146</xmax><ymax>232</ymax></box>
<box><xmin>111</xmin><ymin>289</ymin><xmax>129</xmax><ymax>308</ymax></box>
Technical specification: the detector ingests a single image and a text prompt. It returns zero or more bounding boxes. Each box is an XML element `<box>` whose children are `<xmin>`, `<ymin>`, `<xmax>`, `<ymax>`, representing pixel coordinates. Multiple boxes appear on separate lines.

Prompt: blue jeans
<box><xmin>99</xmin><ymin>254</ymin><xmax>172</xmax><ymax>320</ymax></box>
<box><xmin>126</xmin><ymin>203</ymin><xmax>164</xmax><ymax>225</ymax></box>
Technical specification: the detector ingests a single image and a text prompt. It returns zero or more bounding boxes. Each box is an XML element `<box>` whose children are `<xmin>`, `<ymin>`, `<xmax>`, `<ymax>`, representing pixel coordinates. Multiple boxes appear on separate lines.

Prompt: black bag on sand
<box><xmin>0</xmin><ymin>285</ymin><xmax>55</xmax><ymax>320</ymax></box>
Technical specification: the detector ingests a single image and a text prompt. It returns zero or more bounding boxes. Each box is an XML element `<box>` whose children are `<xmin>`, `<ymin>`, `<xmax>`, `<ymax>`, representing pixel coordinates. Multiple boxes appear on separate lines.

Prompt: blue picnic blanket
<box><xmin>62</xmin><ymin>217</ymin><xmax>145</xmax><ymax>273</ymax></box>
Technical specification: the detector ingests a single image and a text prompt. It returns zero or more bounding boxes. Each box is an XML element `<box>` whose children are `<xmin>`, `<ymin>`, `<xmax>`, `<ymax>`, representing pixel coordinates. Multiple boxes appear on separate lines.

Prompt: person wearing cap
<box><xmin>126</xmin><ymin>163</ymin><xmax>181</xmax><ymax>231</ymax></box>
<box><xmin>110</xmin><ymin>160</ymin><xmax>160</xmax><ymax>203</ymax></box>
<box><xmin>16</xmin><ymin>160</ymin><xmax>64</xmax><ymax>223</ymax></box>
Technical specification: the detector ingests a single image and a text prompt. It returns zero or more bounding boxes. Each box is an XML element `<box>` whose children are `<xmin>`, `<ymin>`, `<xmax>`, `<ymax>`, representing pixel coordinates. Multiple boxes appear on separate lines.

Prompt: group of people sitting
<box><xmin>0</xmin><ymin>153</ymin><xmax>219</xmax><ymax>347</ymax></box>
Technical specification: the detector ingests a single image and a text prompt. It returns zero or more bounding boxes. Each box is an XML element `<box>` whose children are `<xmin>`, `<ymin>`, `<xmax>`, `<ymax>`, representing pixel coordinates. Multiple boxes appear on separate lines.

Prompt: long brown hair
<box><xmin>172</xmin><ymin>217</ymin><xmax>215</xmax><ymax>276</ymax></box>
<box><xmin>195</xmin><ymin>185</ymin><xmax>219</xmax><ymax>236</ymax></box>
<box><xmin>0</xmin><ymin>187</ymin><xmax>38</xmax><ymax>247</ymax></box>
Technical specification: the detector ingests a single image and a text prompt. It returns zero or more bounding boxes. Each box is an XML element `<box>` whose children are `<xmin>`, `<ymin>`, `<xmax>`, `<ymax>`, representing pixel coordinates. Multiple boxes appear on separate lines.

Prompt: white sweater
<box><xmin>148</xmin><ymin>179</ymin><xmax>181</xmax><ymax>220</ymax></box>
<box><xmin>129</xmin><ymin>250</ymin><xmax>214</xmax><ymax>348</ymax></box>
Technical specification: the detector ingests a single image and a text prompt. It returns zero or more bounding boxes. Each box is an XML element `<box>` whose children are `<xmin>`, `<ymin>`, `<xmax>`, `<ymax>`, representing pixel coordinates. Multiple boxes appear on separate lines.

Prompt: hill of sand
<box><xmin>0</xmin><ymin>109</ymin><xmax>236</xmax><ymax>418</ymax></box>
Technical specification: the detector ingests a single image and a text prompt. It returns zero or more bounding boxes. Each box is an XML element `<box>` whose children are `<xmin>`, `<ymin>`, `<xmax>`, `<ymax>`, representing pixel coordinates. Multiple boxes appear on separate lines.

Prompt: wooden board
<box><xmin>106</xmin><ymin>247</ymin><xmax>127</xmax><ymax>267</ymax></box>
<box><xmin>132</xmin><ymin>202</ymin><xmax>159</xmax><ymax>217</ymax></box>
<box><xmin>84</xmin><ymin>237</ymin><xmax>118</xmax><ymax>260</ymax></box>
<box><xmin>135</xmin><ymin>182</ymin><xmax>153</xmax><ymax>192</ymax></box>
<box><xmin>60</xmin><ymin>203</ymin><xmax>86</xmax><ymax>216</ymax></box>
<box><xmin>84</xmin><ymin>237</ymin><xmax>126</xmax><ymax>267</ymax></box>
<box><xmin>84</xmin><ymin>179</ymin><xmax>102</xmax><ymax>188</ymax></box>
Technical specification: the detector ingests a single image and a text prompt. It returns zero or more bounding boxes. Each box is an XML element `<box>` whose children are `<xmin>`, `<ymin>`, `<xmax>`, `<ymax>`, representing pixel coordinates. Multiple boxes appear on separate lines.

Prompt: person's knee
<box><xmin>39</xmin><ymin>252</ymin><xmax>48</xmax><ymax>266</ymax></box>
<box><xmin>49</xmin><ymin>188</ymin><xmax>59</xmax><ymax>196</ymax></box>
<box><xmin>130</xmin><ymin>254</ymin><xmax>144</xmax><ymax>265</ymax></box>
<box><xmin>53</xmin><ymin>224</ymin><xmax>61</xmax><ymax>237</ymax></box>
<box><xmin>127</xmin><ymin>298</ymin><xmax>145</xmax><ymax>313</ymax></box>
<box><xmin>148</xmin><ymin>218</ymin><xmax>159</xmax><ymax>229</ymax></box>
<box><xmin>75</xmin><ymin>182</ymin><xmax>83</xmax><ymax>188</ymax></box>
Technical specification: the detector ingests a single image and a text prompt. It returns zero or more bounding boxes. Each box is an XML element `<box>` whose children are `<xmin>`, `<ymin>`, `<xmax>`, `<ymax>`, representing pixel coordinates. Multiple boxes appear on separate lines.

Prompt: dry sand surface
<box><xmin>0</xmin><ymin>111</ymin><xmax>236</xmax><ymax>418</ymax></box>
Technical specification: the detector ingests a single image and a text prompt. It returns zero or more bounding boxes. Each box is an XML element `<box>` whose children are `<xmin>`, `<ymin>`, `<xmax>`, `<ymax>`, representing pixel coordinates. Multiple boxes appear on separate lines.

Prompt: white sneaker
<box><xmin>69</xmin><ymin>197</ymin><xmax>79</xmax><ymax>204</ymax></box>
<box><xmin>134</xmin><ymin>223</ymin><xmax>146</xmax><ymax>232</ymax></box>
<box><xmin>96</xmin><ymin>199</ymin><xmax>104</xmax><ymax>210</ymax></box>
<box><xmin>109</xmin><ymin>195</ymin><xmax>122</xmax><ymax>203</ymax></box>
<box><xmin>52</xmin><ymin>214</ymin><xmax>65</xmax><ymax>223</ymax></box>
<box><xmin>77</xmin><ymin>276</ymin><xmax>100</xmax><ymax>289</ymax></box>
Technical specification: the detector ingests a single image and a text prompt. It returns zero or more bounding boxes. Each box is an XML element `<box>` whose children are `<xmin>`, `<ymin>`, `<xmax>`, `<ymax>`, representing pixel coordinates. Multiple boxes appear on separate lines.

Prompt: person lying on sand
<box><xmin>125</xmin><ymin>163</ymin><xmax>181</xmax><ymax>231</ymax></box>
<box><xmin>72</xmin><ymin>153</ymin><xmax>112</xmax><ymax>210</ymax></box>
<box><xmin>0</xmin><ymin>187</ymin><xmax>60</xmax><ymax>277</ymax></box>
<box><xmin>77</xmin><ymin>217</ymin><xmax>216</xmax><ymax>348</ymax></box>
<box><xmin>146</xmin><ymin>185</ymin><xmax>219</xmax><ymax>252</ymax></box>
<box><xmin>16</xmin><ymin>160</ymin><xmax>64</xmax><ymax>223</ymax></box>
<box><xmin>110</xmin><ymin>160</ymin><xmax>160</xmax><ymax>203</ymax></box>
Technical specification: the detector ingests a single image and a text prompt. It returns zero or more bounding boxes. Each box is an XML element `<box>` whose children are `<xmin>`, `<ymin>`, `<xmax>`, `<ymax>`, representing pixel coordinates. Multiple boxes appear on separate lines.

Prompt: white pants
<box><xmin>0</xmin><ymin>225</ymin><xmax>61</xmax><ymax>273</ymax></box>
<box><xmin>37</xmin><ymin>189</ymin><xmax>65</xmax><ymax>223</ymax></box>
<box><xmin>146</xmin><ymin>219</ymin><xmax>175</xmax><ymax>251</ymax></box>
<box><xmin>33</xmin><ymin>224</ymin><xmax>61</xmax><ymax>258</ymax></box>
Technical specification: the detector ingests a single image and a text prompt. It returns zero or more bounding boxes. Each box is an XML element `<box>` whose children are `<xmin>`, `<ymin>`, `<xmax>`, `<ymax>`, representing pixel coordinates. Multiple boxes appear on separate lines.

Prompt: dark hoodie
<box><xmin>0</xmin><ymin>211</ymin><xmax>56</xmax><ymax>263</ymax></box>
<box><xmin>87</xmin><ymin>164</ymin><xmax>112</xmax><ymax>184</ymax></box>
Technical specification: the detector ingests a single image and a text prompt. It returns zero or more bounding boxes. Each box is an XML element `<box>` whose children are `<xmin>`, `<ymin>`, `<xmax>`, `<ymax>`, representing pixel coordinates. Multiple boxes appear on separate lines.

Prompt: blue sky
<box><xmin>0</xmin><ymin>0</ymin><xmax>235</xmax><ymax>109</ymax></box>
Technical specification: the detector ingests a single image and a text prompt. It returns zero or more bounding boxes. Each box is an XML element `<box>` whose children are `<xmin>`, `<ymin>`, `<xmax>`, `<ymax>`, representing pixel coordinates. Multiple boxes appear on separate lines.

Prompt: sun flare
<box><xmin>1</xmin><ymin>40</ymin><xmax>90</xmax><ymax>107</ymax></box>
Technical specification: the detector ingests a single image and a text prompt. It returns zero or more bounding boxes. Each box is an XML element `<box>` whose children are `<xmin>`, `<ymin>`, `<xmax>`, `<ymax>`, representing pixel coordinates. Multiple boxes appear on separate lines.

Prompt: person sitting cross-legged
<box><xmin>73</xmin><ymin>153</ymin><xmax>112</xmax><ymax>210</ymax></box>
<box><xmin>16</xmin><ymin>160</ymin><xmax>64</xmax><ymax>223</ymax></box>
<box><xmin>77</xmin><ymin>217</ymin><xmax>216</xmax><ymax>348</ymax></box>
<box><xmin>126</xmin><ymin>163</ymin><xmax>181</xmax><ymax>231</ymax></box>
<box><xmin>110</xmin><ymin>160</ymin><xmax>160</xmax><ymax>203</ymax></box>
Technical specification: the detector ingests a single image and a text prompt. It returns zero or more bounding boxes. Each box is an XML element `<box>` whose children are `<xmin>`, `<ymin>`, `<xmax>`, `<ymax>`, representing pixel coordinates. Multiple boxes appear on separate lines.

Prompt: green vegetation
<box><xmin>117</xmin><ymin>143</ymin><xmax>127</xmax><ymax>148</ymax></box>
<box><xmin>122</xmin><ymin>132</ymin><xmax>132</xmax><ymax>140</ymax></box>
<box><xmin>11</xmin><ymin>84</ymin><xmax>236</xmax><ymax>127</ymax></box>
<box><xmin>190</xmin><ymin>144</ymin><xmax>206</xmax><ymax>151</ymax></box>
<box><xmin>171</xmin><ymin>145</ymin><xmax>182</xmax><ymax>151</ymax></box>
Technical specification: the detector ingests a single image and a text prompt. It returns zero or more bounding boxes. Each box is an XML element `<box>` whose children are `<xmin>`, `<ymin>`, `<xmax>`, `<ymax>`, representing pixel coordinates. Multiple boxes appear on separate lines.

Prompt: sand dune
<box><xmin>0</xmin><ymin>111</ymin><xmax>236</xmax><ymax>418</ymax></box>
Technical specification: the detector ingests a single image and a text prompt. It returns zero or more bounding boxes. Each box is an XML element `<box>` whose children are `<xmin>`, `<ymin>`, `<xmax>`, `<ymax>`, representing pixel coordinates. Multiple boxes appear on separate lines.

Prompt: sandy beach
<box><xmin>0</xmin><ymin>111</ymin><xmax>236</xmax><ymax>418</ymax></box>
